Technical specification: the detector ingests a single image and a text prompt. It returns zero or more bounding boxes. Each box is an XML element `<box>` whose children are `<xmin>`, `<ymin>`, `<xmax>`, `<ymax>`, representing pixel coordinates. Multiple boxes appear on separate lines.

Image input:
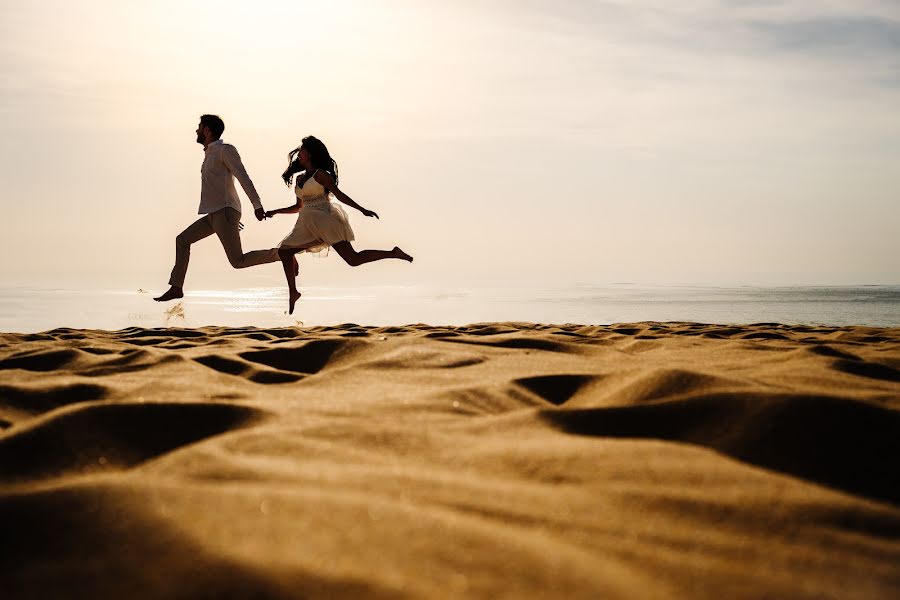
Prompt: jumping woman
<box><xmin>266</xmin><ymin>136</ymin><xmax>413</xmax><ymax>314</ymax></box>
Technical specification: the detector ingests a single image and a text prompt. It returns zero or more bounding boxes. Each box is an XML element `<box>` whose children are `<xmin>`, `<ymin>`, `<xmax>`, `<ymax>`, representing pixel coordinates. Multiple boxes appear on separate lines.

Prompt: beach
<box><xmin>1</xmin><ymin>321</ymin><xmax>898</xmax><ymax>598</ymax></box>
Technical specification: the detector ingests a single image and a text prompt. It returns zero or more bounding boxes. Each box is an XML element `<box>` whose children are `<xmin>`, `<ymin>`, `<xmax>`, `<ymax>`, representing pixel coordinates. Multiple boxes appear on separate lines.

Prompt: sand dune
<box><xmin>1</xmin><ymin>322</ymin><xmax>898</xmax><ymax>598</ymax></box>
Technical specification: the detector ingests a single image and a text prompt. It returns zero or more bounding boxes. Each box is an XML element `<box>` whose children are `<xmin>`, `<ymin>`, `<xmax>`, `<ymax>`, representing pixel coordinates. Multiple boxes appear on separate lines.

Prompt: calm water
<box><xmin>0</xmin><ymin>284</ymin><xmax>897</xmax><ymax>333</ymax></box>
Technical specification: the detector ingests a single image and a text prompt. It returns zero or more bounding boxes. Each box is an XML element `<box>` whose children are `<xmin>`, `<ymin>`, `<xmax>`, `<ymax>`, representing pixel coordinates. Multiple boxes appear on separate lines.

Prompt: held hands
<box><xmin>255</xmin><ymin>207</ymin><xmax>267</xmax><ymax>221</ymax></box>
<box><xmin>265</xmin><ymin>210</ymin><xmax>276</xmax><ymax>219</ymax></box>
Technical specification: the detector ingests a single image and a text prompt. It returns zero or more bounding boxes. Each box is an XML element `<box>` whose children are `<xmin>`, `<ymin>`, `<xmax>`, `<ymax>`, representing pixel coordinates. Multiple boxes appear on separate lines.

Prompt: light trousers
<box><xmin>168</xmin><ymin>207</ymin><xmax>279</xmax><ymax>287</ymax></box>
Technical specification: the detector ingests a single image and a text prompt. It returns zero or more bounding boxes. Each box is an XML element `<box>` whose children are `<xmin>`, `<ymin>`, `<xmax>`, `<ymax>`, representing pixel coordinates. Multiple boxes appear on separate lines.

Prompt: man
<box><xmin>155</xmin><ymin>114</ymin><xmax>286</xmax><ymax>302</ymax></box>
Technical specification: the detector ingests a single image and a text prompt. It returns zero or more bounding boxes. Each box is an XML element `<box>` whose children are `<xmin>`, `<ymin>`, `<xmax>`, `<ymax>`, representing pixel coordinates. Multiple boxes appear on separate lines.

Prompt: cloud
<box><xmin>747</xmin><ymin>15</ymin><xmax>900</xmax><ymax>53</ymax></box>
<box><xmin>483</xmin><ymin>1</ymin><xmax>900</xmax><ymax>58</ymax></box>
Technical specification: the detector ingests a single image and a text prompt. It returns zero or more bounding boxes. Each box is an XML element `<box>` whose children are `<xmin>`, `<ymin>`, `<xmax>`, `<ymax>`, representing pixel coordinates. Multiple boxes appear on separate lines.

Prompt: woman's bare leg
<box><xmin>332</xmin><ymin>241</ymin><xmax>414</xmax><ymax>267</ymax></box>
<box><xmin>278</xmin><ymin>248</ymin><xmax>303</xmax><ymax>314</ymax></box>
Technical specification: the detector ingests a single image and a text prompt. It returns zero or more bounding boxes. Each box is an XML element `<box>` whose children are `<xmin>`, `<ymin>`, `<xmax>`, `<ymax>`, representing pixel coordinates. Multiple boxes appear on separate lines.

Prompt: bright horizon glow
<box><xmin>1</xmin><ymin>0</ymin><xmax>898</xmax><ymax>291</ymax></box>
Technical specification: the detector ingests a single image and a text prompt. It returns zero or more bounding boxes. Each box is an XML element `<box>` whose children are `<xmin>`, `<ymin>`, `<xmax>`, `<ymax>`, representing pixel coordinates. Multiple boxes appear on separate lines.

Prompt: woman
<box><xmin>266</xmin><ymin>136</ymin><xmax>413</xmax><ymax>314</ymax></box>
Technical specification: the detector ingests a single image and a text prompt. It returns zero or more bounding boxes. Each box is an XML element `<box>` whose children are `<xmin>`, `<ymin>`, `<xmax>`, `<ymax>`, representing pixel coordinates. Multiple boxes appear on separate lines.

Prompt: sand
<box><xmin>1</xmin><ymin>322</ymin><xmax>898</xmax><ymax>598</ymax></box>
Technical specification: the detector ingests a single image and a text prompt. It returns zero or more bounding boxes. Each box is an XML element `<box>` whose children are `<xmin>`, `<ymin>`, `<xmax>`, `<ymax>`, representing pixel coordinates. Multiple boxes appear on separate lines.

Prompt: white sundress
<box><xmin>278</xmin><ymin>171</ymin><xmax>355</xmax><ymax>253</ymax></box>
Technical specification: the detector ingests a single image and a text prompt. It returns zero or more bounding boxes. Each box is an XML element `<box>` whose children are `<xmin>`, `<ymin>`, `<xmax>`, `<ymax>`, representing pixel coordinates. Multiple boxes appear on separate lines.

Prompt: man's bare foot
<box><xmin>293</xmin><ymin>256</ymin><xmax>299</xmax><ymax>277</ymax></box>
<box><xmin>288</xmin><ymin>290</ymin><xmax>302</xmax><ymax>315</ymax></box>
<box><xmin>154</xmin><ymin>286</ymin><xmax>184</xmax><ymax>302</ymax></box>
<box><xmin>393</xmin><ymin>247</ymin><xmax>413</xmax><ymax>262</ymax></box>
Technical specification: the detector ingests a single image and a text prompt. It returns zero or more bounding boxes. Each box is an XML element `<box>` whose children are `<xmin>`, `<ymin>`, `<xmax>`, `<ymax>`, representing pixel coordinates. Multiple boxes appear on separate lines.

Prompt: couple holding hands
<box><xmin>154</xmin><ymin>114</ymin><xmax>412</xmax><ymax>314</ymax></box>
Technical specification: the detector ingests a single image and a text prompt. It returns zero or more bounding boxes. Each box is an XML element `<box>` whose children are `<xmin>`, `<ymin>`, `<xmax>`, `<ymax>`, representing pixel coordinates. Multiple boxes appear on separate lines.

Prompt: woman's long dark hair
<box><xmin>281</xmin><ymin>136</ymin><xmax>339</xmax><ymax>187</ymax></box>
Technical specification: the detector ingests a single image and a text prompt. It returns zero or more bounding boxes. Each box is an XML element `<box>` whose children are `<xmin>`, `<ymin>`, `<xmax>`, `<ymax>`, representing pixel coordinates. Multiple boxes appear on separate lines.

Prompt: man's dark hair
<box><xmin>200</xmin><ymin>114</ymin><xmax>225</xmax><ymax>139</ymax></box>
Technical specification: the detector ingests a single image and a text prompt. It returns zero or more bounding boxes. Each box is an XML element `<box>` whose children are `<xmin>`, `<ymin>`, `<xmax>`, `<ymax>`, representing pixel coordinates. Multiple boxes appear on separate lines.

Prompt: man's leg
<box><xmin>170</xmin><ymin>215</ymin><xmax>215</xmax><ymax>286</ymax></box>
<box><xmin>212</xmin><ymin>207</ymin><xmax>280</xmax><ymax>268</ymax></box>
<box><xmin>155</xmin><ymin>215</ymin><xmax>215</xmax><ymax>301</ymax></box>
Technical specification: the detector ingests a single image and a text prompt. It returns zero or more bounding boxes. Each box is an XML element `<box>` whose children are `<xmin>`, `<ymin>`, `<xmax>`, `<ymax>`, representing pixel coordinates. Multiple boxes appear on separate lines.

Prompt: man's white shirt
<box><xmin>198</xmin><ymin>139</ymin><xmax>262</xmax><ymax>215</ymax></box>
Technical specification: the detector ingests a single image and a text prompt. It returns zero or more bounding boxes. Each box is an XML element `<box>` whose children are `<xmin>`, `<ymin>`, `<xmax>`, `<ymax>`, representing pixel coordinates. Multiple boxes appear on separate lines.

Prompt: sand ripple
<box><xmin>0</xmin><ymin>322</ymin><xmax>898</xmax><ymax>598</ymax></box>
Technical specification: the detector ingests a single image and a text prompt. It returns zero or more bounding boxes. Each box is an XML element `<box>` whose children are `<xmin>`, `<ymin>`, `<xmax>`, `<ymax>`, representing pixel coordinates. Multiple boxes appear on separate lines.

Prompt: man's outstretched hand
<box><xmin>255</xmin><ymin>207</ymin><xmax>266</xmax><ymax>221</ymax></box>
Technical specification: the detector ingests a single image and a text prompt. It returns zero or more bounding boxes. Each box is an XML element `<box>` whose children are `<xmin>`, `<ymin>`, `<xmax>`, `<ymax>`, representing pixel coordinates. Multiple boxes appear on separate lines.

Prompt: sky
<box><xmin>1</xmin><ymin>0</ymin><xmax>898</xmax><ymax>290</ymax></box>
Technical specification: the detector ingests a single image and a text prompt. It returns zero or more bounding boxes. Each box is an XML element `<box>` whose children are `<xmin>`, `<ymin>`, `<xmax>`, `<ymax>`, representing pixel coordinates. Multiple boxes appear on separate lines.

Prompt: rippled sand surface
<box><xmin>1</xmin><ymin>322</ymin><xmax>898</xmax><ymax>598</ymax></box>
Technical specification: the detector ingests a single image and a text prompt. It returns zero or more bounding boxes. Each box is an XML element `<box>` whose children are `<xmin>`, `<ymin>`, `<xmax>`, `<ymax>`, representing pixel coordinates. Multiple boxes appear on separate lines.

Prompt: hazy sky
<box><xmin>1</xmin><ymin>0</ymin><xmax>898</xmax><ymax>289</ymax></box>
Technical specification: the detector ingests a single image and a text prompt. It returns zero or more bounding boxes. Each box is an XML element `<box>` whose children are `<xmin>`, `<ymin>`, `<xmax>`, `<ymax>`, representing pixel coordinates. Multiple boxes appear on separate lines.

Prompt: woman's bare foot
<box><xmin>288</xmin><ymin>290</ymin><xmax>302</xmax><ymax>315</ymax></box>
<box><xmin>154</xmin><ymin>286</ymin><xmax>184</xmax><ymax>302</ymax></box>
<box><xmin>393</xmin><ymin>247</ymin><xmax>413</xmax><ymax>262</ymax></box>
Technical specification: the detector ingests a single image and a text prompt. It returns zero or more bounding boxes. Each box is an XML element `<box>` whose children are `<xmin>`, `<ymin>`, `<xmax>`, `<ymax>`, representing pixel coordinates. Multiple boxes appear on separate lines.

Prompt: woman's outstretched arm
<box><xmin>314</xmin><ymin>171</ymin><xmax>379</xmax><ymax>219</ymax></box>
<box><xmin>265</xmin><ymin>198</ymin><xmax>301</xmax><ymax>218</ymax></box>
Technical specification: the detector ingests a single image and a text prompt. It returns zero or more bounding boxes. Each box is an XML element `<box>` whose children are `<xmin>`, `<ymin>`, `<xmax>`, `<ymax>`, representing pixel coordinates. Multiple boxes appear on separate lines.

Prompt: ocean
<box><xmin>0</xmin><ymin>284</ymin><xmax>897</xmax><ymax>333</ymax></box>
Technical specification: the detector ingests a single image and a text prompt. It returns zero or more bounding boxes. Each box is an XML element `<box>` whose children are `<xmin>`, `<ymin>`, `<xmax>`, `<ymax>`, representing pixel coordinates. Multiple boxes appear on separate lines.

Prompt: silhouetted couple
<box><xmin>154</xmin><ymin>114</ymin><xmax>412</xmax><ymax>313</ymax></box>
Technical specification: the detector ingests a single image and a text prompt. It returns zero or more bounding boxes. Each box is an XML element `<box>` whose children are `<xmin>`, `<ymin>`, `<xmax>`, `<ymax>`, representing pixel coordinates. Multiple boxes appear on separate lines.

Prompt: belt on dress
<box><xmin>301</xmin><ymin>197</ymin><xmax>329</xmax><ymax>208</ymax></box>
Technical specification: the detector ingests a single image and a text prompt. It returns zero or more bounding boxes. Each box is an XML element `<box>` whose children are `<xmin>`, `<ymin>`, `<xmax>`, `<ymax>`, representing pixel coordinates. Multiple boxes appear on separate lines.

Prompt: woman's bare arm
<box><xmin>315</xmin><ymin>171</ymin><xmax>379</xmax><ymax>219</ymax></box>
<box><xmin>265</xmin><ymin>198</ymin><xmax>301</xmax><ymax>218</ymax></box>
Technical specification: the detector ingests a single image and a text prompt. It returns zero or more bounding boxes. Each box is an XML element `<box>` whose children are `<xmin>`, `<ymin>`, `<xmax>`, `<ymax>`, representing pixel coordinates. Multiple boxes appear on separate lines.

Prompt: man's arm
<box><xmin>221</xmin><ymin>144</ymin><xmax>265</xmax><ymax>219</ymax></box>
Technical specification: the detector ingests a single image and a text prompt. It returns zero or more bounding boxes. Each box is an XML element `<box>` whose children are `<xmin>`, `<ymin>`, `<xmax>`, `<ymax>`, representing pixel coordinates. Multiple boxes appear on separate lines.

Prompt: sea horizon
<box><xmin>1</xmin><ymin>282</ymin><xmax>897</xmax><ymax>333</ymax></box>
